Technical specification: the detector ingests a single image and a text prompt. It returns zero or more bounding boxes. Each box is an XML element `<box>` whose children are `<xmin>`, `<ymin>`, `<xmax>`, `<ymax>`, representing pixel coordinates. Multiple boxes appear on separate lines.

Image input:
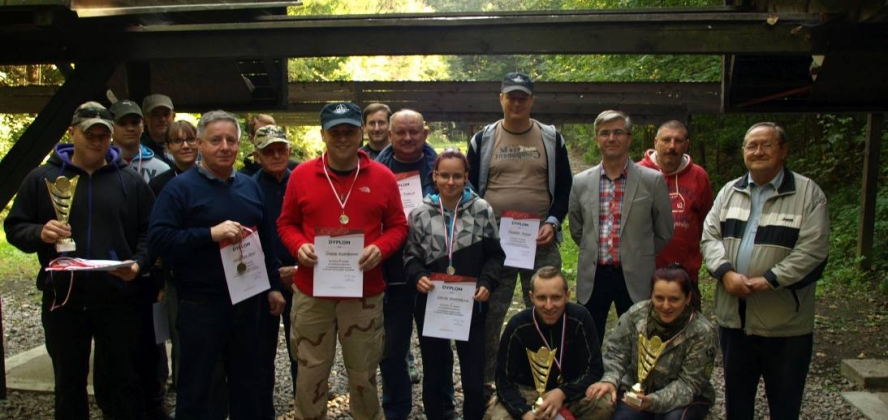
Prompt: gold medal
<box><xmin>339</xmin><ymin>214</ymin><xmax>349</xmax><ymax>225</ymax></box>
<box><xmin>446</xmin><ymin>266</ymin><xmax>455</xmax><ymax>275</ymax></box>
<box><xmin>237</xmin><ymin>262</ymin><xmax>247</xmax><ymax>273</ymax></box>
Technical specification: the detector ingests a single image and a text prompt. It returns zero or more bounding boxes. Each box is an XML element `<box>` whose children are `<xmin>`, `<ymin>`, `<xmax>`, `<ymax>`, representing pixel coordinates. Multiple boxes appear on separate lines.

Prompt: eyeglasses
<box><xmin>168</xmin><ymin>137</ymin><xmax>197</xmax><ymax>146</ymax></box>
<box><xmin>598</xmin><ymin>129</ymin><xmax>629</xmax><ymax>138</ymax></box>
<box><xmin>743</xmin><ymin>142</ymin><xmax>781</xmax><ymax>153</ymax></box>
<box><xmin>74</xmin><ymin>107</ymin><xmax>113</xmax><ymax>121</ymax></box>
<box><xmin>435</xmin><ymin>172</ymin><xmax>465</xmax><ymax>182</ymax></box>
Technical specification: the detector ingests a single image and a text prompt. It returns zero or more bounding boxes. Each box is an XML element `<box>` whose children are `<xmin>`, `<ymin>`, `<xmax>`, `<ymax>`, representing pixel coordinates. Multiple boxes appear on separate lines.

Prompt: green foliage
<box><xmin>0</xmin><ymin>230</ymin><xmax>40</xmax><ymax>281</ymax></box>
<box><xmin>0</xmin><ymin>65</ymin><xmax>64</xmax><ymax>86</ymax></box>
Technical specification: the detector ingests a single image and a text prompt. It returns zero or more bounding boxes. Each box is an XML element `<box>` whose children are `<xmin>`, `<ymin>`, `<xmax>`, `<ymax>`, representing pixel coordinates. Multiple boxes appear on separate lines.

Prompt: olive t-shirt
<box><xmin>483</xmin><ymin>123</ymin><xmax>550</xmax><ymax>219</ymax></box>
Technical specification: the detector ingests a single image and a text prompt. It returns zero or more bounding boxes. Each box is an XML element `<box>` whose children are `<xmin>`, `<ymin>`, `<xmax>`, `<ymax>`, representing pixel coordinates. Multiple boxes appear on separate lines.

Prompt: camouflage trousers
<box><xmin>483</xmin><ymin>386</ymin><xmax>614</xmax><ymax>420</ymax></box>
<box><xmin>290</xmin><ymin>290</ymin><xmax>384</xmax><ymax>420</ymax></box>
<box><xmin>484</xmin><ymin>242</ymin><xmax>562</xmax><ymax>385</ymax></box>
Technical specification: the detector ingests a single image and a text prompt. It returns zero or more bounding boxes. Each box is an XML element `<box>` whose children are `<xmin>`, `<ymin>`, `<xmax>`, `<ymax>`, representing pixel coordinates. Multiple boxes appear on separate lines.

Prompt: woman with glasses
<box><xmin>404</xmin><ymin>148</ymin><xmax>505</xmax><ymax>420</ymax></box>
<box><xmin>148</xmin><ymin>120</ymin><xmax>199</xmax><ymax>196</ymax></box>
<box><xmin>585</xmin><ymin>264</ymin><xmax>717</xmax><ymax>420</ymax></box>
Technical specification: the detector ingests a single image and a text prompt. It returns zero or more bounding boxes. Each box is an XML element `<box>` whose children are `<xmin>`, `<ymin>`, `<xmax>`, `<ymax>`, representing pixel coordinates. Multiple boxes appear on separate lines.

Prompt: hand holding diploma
<box><xmin>109</xmin><ymin>260</ymin><xmax>140</xmax><ymax>282</ymax></box>
<box><xmin>358</xmin><ymin>244</ymin><xmax>382</xmax><ymax>271</ymax></box>
<box><xmin>298</xmin><ymin>243</ymin><xmax>318</xmax><ymax>267</ymax></box>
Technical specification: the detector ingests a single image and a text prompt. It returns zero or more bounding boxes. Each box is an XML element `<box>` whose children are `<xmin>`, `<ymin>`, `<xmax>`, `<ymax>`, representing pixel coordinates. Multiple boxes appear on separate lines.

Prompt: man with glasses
<box><xmin>250</xmin><ymin>125</ymin><xmax>299</xmax><ymax>418</ymax></box>
<box><xmin>148</xmin><ymin>110</ymin><xmax>286</xmax><ymax>419</ymax></box>
<box><xmin>467</xmin><ymin>72</ymin><xmax>574</xmax><ymax>394</ymax></box>
<box><xmin>567</xmin><ymin>110</ymin><xmax>673</xmax><ymax>346</ymax></box>
<box><xmin>5</xmin><ymin>101</ymin><xmax>155</xmax><ymax>419</ymax></box>
<box><xmin>374</xmin><ymin>109</ymin><xmax>451</xmax><ymax>420</ymax></box>
<box><xmin>141</xmin><ymin>93</ymin><xmax>176</xmax><ymax>165</ymax></box>
<box><xmin>361</xmin><ymin>103</ymin><xmax>392</xmax><ymax>160</ymax></box>
<box><xmin>638</xmin><ymin>120</ymin><xmax>712</xmax><ymax>310</ymax></box>
<box><xmin>701</xmin><ymin>122</ymin><xmax>829</xmax><ymax>420</ymax></box>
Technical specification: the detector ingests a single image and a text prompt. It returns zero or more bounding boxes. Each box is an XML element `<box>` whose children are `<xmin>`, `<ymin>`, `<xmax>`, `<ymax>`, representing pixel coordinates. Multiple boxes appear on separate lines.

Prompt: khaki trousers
<box><xmin>291</xmin><ymin>290</ymin><xmax>385</xmax><ymax>420</ymax></box>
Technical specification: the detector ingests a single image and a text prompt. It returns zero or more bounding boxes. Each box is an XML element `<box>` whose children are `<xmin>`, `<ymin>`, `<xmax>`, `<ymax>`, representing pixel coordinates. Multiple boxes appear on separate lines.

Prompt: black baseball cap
<box><xmin>110</xmin><ymin>100</ymin><xmax>143</xmax><ymax>122</ymax></box>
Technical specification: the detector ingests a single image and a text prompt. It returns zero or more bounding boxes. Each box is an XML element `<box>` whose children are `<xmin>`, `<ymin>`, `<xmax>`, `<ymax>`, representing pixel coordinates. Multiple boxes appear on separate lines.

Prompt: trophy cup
<box><xmin>45</xmin><ymin>175</ymin><xmax>79</xmax><ymax>252</ymax></box>
<box><xmin>526</xmin><ymin>346</ymin><xmax>558</xmax><ymax>412</ymax></box>
<box><xmin>625</xmin><ymin>334</ymin><xmax>665</xmax><ymax>407</ymax></box>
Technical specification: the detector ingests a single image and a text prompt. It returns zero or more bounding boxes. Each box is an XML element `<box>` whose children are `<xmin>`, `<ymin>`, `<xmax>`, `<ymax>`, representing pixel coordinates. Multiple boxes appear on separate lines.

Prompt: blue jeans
<box><xmin>176</xmin><ymin>295</ymin><xmax>263</xmax><ymax>420</ymax></box>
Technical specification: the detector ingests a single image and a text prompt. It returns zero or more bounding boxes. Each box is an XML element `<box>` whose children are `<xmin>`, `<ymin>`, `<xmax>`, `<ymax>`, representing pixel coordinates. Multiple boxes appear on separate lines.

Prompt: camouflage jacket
<box><xmin>600</xmin><ymin>300</ymin><xmax>717</xmax><ymax>413</ymax></box>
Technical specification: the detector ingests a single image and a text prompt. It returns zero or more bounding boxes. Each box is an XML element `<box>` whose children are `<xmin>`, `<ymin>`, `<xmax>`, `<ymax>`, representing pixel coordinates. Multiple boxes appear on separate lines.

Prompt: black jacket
<box><xmin>4</xmin><ymin>144</ymin><xmax>155</xmax><ymax>306</ymax></box>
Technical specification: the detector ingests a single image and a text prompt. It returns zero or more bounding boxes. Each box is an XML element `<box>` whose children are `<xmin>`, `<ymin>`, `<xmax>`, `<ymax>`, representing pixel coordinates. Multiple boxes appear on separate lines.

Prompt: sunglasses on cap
<box><xmin>74</xmin><ymin>107</ymin><xmax>113</xmax><ymax>121</ymax></box>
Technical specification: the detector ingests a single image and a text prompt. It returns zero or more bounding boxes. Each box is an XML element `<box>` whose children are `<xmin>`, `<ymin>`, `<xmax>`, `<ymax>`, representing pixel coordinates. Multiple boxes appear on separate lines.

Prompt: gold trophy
<box><xmin>625</xmin><ymin>334</ymin><xmax>665</xmax><ymax>407</ymax></box>
<box><xmin>45</xmin><ymin>175</ymin><xmax>79</xmax><ymax>252</ymax></box>
<box><xmin>526</xmin><ymin>346</ymin><xmax>557</xmax><ymax>412</ymax></box>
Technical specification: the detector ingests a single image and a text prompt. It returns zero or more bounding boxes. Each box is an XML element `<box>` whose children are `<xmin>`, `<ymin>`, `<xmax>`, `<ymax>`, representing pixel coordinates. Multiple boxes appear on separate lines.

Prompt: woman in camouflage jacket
<box><xmin>585</xmin><ymin>264</ymin><xmax>718</xmax><ymax>420</ymax></box>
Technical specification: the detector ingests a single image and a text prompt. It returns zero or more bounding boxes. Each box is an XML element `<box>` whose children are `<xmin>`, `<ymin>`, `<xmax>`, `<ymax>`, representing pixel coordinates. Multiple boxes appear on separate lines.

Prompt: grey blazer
<box><xmin>568</xmin><ymin>160</ymin><xmax>674</xmax><ymax>304</ymax></box>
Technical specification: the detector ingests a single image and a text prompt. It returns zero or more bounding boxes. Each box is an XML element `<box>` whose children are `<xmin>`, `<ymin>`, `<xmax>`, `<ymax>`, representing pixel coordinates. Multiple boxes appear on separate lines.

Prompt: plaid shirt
<box><xmin>598</xmin><ymin>164</ymin><xmax>628</xmax><ymax>265</ymax></box>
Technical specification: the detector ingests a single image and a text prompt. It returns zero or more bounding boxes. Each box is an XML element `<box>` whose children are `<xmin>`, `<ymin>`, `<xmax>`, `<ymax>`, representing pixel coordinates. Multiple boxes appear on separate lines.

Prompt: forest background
<box><xmin>1</xmin><ymin>0</ymin><xmax>886</xmax><ymax>297</ymax></box>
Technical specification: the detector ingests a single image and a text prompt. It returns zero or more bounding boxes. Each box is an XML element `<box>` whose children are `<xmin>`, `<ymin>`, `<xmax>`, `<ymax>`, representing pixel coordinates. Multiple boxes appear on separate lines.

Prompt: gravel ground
<box><xmin>0</xmin><ymin>277</ymin><xmax>868</xmax><ymax>420</ymax></box>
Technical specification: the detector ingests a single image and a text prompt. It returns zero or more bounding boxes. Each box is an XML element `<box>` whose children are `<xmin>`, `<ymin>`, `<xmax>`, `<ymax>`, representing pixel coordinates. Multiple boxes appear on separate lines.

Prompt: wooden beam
<box><xmin>857</xmin><ymin>112</ymin><xmax>883</xmax><ymax>271</ymax></box>
<box><xmin>2</xmin><ymin>9</ymin><xmax>863</xmax><ymax>64</ymax></box>
<box><xmin>0</xmin><ymin>81</ymin><xmax>722</xmax><ymax>116</ymax></box>
<box><xmin>0</xmin><ymin>60</ymin><xmax>119</xmax><ymax>210</ymax></box>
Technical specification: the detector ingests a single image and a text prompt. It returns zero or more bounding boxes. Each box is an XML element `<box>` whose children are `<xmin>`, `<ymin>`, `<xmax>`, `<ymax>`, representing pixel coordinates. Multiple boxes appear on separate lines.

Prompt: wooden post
<box><xmin>0</xmin><ymin>294</ymin><xmax>5</xmax><ymax>399</ymax></box>
<box><xmin>857</xmin><ymin>113</ymin><xmax>883</xmax><ymax>271</ymax></box>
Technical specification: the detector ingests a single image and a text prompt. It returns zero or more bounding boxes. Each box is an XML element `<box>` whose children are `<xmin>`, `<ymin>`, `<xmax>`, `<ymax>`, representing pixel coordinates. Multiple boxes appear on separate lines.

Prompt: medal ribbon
<box><xmin>321</xmin><ymin>152</ymin><xmax>361</xmax><ymax>220</ymax></box>
<box><xmin>238</xmin><ymin>226</ymin><xmax>254</xmax><ymax>268</ymax></box>
<box><xmin>438</xmin><ymin>195</ymin><xmax>462</xmax><ymax>272</ymax></box>
<box><xmin>532</xmin><ymin>308</ymin><xmax>566</xmax><ymax>372</ymax></box>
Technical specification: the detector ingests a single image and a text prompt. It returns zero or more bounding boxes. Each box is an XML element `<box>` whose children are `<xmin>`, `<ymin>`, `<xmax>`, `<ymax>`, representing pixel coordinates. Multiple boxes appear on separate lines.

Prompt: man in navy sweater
<box><xmin>148</xmin><ymin>110</ymin><xmax>285</xmax><ymax>420</ymax></box>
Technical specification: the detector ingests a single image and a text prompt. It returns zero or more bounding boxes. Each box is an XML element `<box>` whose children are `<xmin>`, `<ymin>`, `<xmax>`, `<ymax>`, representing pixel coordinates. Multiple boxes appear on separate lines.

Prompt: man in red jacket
<box><xmin>277</xmin><ymin>102</ymin><xmax>408</xmax><ymax>420</ymax></box>
<box><xmin>638</xmin><ymin>120</ymin><xmax>713</xmax><ymax>309</ymax></box>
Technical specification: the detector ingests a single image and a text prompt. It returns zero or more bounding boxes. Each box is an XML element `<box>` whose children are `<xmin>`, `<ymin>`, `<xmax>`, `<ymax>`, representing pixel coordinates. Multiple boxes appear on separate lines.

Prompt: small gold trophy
<box><xmin>45</xmin><ymin>175</ymin><xmax>79</xmax><ymax>252</ymax></box>
<box><xmin>526</xmin><ymin>346</ymin><xmax>557</xmax><ymax>412</ymax></box>
<box><xmin>625</xmin><ymin>334</ymin><xmax>665</xmax><ymax>407</ymax></box>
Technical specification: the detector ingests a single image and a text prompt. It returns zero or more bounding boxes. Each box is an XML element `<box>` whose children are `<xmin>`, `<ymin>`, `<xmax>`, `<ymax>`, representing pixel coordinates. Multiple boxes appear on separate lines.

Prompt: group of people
<box><xmin>3</xmin><ymin>71</ymin><xmax>829</xmax><ymax>420</ymax></box>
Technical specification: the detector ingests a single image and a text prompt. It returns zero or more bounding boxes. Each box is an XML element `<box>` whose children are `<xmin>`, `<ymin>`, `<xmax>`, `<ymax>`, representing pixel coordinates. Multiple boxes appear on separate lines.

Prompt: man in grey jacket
<box><xmin>701</xmin><ymin>122</ymin><xmax>829</xmax><ymax>420</ymax></box>
<box><xmin>568</xmin><ymin>110</ymin><xmax>673</xmax><ymax>346</ymax></box>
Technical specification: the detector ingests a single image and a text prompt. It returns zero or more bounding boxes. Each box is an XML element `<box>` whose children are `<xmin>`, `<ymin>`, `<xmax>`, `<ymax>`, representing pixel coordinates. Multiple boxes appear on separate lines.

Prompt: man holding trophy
<box><xmin>5</xmin><ymin>101</ymin><xmax>156</xmax><ymax>419</ymax></box>
<box><xmin>485</xmin><ymin>267</ymin><xmax>612</xmax><ymax>420</ymax></box>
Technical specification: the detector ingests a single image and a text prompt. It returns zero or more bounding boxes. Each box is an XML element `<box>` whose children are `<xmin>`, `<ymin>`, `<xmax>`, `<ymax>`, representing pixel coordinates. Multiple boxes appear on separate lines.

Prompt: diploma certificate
<box><xmin>314</xmin><ymin>228</ymin><xmax>364</xmax><ymax>298</ymax></box>
<box><xmin>220</xmin><ymin>226</ymin><xmax>270</xmax><ymax>304</ymax></box>
<box><xmin>499</xmin><ymin>210</ymin><xmax>540</xmax><ymax>270</ymax></box>
<box><xmin>396</xmin><ymin>171</ymin><xmax>423</xmax><ymax>218</ymax></box>
<box><xmin>422</xmin><ymin>273</ymin><xmax>476</xmax><ymax>341</ymax></box>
